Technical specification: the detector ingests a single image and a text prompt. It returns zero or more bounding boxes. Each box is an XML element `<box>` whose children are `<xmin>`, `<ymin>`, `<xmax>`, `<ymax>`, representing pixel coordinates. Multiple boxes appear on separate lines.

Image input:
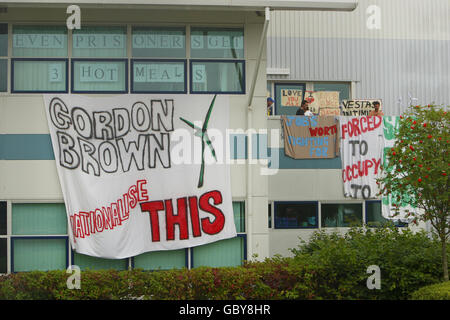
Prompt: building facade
<box><xmin>1</xmin><ymin>0</ymin><xmax>444</xmax><ymax>273</ymax></box>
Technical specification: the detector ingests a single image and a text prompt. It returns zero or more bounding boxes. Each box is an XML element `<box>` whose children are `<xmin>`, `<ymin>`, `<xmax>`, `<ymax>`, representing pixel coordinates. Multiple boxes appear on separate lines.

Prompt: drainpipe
<box><xmin>246</xmin><ymin>7</ymin><xmax>270</xmax><ymax>260</ymax></box>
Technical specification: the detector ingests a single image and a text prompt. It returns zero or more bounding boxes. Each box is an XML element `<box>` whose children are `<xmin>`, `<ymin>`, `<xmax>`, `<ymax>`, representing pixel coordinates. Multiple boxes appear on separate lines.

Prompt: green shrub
<box><xmin>410</xmin><ymin>281</ymin><xmax>450</xmax><ymax>300</ymax></box>
<box><xmin>290</xmin><ymin>225</ymin><xmax>449</xmax><ymax>300</ymax></box>
<box><xmin>0</xmin><ymin>225</ymin><xmax>447</xmax><ymax>300</ymax></box>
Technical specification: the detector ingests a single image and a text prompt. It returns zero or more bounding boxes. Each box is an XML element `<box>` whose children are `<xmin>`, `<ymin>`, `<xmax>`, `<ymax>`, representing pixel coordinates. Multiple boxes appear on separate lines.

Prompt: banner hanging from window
<box><xmin>282</xmin><ymin>115</ymin><xmax>340</xmax><ymax>159</ymax></box>
<box><xmin>340</xmin><ymin>116</ymin><xmax>384</xmax><ymax>199</ymax></box>
<box><xmin>44</xmin><ymin>94</ymin><xmax>236</xmax><ymax>259</ymax></box>
<box><xmin>381</xmin><ymin>116</ymin><xmax>416</xmax><ymax>221</ymax></box>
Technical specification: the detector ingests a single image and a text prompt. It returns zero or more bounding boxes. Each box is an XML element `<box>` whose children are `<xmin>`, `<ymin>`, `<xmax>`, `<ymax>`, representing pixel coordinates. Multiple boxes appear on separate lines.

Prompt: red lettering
<box><xmin>188</xmin><ymin>196</ymin><xmax>202</xmax><ymax>237</ymax></box>
<box><xmin>128</xmin><ymin>185</ymin><xmax>138</xmax><ymax>209</ymax></box>
<box><xmin>199</xmin><ymin>190</ymin><xmax>225</xmax><ymax>235</ymax></box>
<box><xmin>137</xmin><ymin>179</ymin><xmax>149</xmax><ymax>202</ymax></box>
<box><xmin>165</xmin><ymin>198</ymin><xmax>189</xmax><ymax>241</ymax></box>
<box><xmin>140</xmin><ymin>201</ymin><xmax>164</xmax><ymax>242</ymax></box>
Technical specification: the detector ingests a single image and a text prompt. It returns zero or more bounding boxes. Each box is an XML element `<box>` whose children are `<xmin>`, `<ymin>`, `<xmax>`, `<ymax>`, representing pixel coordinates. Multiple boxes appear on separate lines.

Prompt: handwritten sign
<box><xmin>282</xmin><ymin>116</ymin><xmax>340</xmax><ymax>159</ymax></box>
<box><xmin>340</xmin><ymin>116</ymin><xmax>383</xmax><ymax>199</ymax></box>
<box><xmin>342</xmin><ymin>99</ymin><xmax>383</xmax><ymax>116</ymax></box>
<box><xmin>304</xmin><ymin>91</ymin><xmax>340</xmax><ymax>115</ymax></box>
<box><xmin>43</xmin><ymin>94</ymin><xmax>236</xmax><ymax>259</ymax></box>
<box><xmin>280</xmin><ymin>89</ymin><xmax>303</xmax><ymax>107</ymax></box>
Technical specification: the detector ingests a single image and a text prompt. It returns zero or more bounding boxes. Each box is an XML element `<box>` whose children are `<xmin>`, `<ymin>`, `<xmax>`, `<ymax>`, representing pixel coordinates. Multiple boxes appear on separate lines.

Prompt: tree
<box><xmin>378</xmin><ymin>104</ymin><xmax>449</xmax><ymax>281</ymax></box>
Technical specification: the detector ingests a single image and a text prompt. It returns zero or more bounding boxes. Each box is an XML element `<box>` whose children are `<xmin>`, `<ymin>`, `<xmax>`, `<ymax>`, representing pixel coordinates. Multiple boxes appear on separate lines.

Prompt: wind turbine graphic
<box><xmin>179</xmin><ymin>95</ymin><xmax>218</xmax><ymax>188</ymax></box>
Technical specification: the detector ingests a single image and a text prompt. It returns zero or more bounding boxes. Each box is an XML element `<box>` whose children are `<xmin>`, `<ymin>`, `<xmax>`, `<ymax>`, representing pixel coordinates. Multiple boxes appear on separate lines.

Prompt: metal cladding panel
<box><xmin>267</xmin><ymin>0</ymin><xmax>450</xmax><ymax>115</ymax></box>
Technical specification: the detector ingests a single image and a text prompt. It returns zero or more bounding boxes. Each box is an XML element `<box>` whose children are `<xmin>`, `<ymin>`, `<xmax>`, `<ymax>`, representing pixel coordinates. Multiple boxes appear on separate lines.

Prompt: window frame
<box><xmin>10</xmin><ymin>57</ymin><xmax>69</xmax><ymax>93</ymax></box>
<box><xmin>365</xmin><ymin>200</ymin><xmax>409</xmax><ymax>228</ymax></box>
<box><xmin>10</xmin><ymin>235</ymin><xmax>69</xmax><ymax>273</ymax></box>
<box><xmin>189</xmin><ymin>59</ymin><xmax>246</xmax><ymax>95</ymax></box>
<box><xmin>320</xmin><ymin>202</ymin><xmax>363</xmax><ymax>228</ymax></box>
<box><xmin>130</xmin><ymin>58</ymin><xmax>187</xmax><ymax>94</ymax></box>
<box><xmin>273</xmin><ymin>201</ymin><xmax>319</xmax><ymax>229</ymax></box>
<box><xmin>70</xmin><ymin>58</ymin><xmax>129</xmax><ymax>94</ymax></box>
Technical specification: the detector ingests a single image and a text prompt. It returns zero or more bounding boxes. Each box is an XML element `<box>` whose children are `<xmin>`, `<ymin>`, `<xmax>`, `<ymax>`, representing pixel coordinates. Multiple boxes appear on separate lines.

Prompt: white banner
<box><xmin>340</xmin><ymin>116</ymin><xmax>384</xmax><ymax>199</ymax></box>
<box><xmin>382</xmin><ymin>116</ymin><xmax>416</xmax><ymax>221</ymax></box>
<box><xmin>44</xmin><ymin>94</ymin><xmax>236</xmax><ymax>259</ymax></box>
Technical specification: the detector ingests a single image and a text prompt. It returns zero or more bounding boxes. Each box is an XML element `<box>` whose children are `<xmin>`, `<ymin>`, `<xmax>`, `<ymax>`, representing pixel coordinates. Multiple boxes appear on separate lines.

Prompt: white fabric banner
<box><xmin>381</xmin><ymin>116</ymin><xmax>416</xmax><ymax>221</ymax></box>
<box><xmin>44</xmin><ymin>94</ymin><xmax>236</xmax><ymax>259</ymax></box>
<box><xmin>340</xmin><ymin>116</ymin><xmax>384</xmax><ymax>199</ymax></box>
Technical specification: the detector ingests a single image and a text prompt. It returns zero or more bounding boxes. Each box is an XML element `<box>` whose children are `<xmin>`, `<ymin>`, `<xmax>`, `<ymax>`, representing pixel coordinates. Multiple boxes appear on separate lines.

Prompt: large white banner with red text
<box><xmin>340</xmin><ymin>116</ymin><xmax>384</xmax><ymax>199</ymax></box>
<box><xmin>44</xmin><ymin>94</ymin><xmax>236</xmax><ymax>259</ymax></box>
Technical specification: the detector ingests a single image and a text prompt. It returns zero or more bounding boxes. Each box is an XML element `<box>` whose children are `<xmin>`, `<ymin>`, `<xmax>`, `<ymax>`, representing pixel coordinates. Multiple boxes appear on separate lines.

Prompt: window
<box><xmin>274</xmin><ymin>83</ymin><xmax>306</xmax><ymax>115</ymax></box>
<box><xmin>72</xmin><ymin>252</ymin><xmax>128</xmax><ymax>271</ymax></box>
<box><xmin>71</xmin><ymin>59</ymin><xmax>128</xmax><ymax>93</ymax></box>
<box><xmin>366</xmin><ymin>201</ymin><xmax>408</xmax><ymax>227</ymax></box>
<box><xmin>0</xmin><ymin>24</ymin><xmax>7</xmax><ymax>92</ymax></box>
<box><xmin>132</xmin><ymin>27</ymin><xmax>186</xmax><ymax>58</ymax></box>
<box><xmin>133</xmin><ymin>249</ymin><xmax>187</xmax><ymax>270</ymax></box>
<box><xmin>0</xmin><ymin>24</ymin><xmax>7</xmax><ymax>56</ymax></box>
<box><xmin>190</xmin><ymin>60</ymin><xmax>245</xmax><ymax>94</ymax></box>
<box><xmin>0</xmin><ymin>238</ymin><xmax>6</xmax><ymax>273</ymax></box>
<box><xmin>190</xmin><ymin>27</ymin><xmax>244</xmax><ymax>94</ymax></box>
<box><xmin>131</xmin><ymin>60</ymin><xmax>186</xmax><ymax>93</ymax></box>
<box><xmin>192</xmin><ymin>236</ymin><xmax>245</xmax><ymax>268</ymax></box>
<box><xmin>0</xmin><ymin>59</ymin><xmax>7</xmax><ymax>92</ymax></box>
<box><xmin>190</xmin><ymin>28</ymin><xmax>244</xmax><ymax>59</ymax></box>
<box><xmin>191</xmin><ymin>201</ymin><xmax>246</xmax><ymax>268</ymax></box>
<box><xmin>0</xmin><ymin>201</ymin><xmax>6</xmax><ymax>235</ymax></box>
<box><xmin>12</xmin><ymin>59</ymin><xmax>68</xmax><ymax>93</ymax></box>
<box><xmin>274</xmin><ymin>202</ymin><xmax>318</xmax><ymax>229</ymax></box>
<box><xmin>0</xmin><ymin>201</ymin><xmax>6</xmax><ymax>273</ymax></box>
<box><xmin>72</xmin><ymin>26</ymin><xmax>126</xmax><ymax>58</ymax></box>
<box><xmin>11</xmin><ymin>203</ymin><xmax>69</xmax><ymax>272</ymax></box>
<box><xmin>313</xmin><ymin>82</ymin><xmax>350</xmax><ymax>103</ymax></box>
<box><xmin>12</xmin><ymin>25</ymin><xmax>68</xmax><ymax>57</ymax></box>
<box><xmin>321</xmin><ymin>203</ymin><xmax>362</xmax><ymax>227</ymax></box>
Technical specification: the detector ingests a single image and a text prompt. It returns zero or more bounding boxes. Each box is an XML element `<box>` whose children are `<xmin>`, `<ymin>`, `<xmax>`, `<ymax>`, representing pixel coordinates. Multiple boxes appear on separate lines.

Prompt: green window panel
<box><xmin>0</xmin><ymin>238</ymin><xmax>6</xmax><ymax>273</ymax></box>
<box><xmin>0</xmin><ymin>24</ymin><xmax>7</xmax><ymax>57</ymax></box>
<box><xmin>132</xmin><ymin>27</ymin><xmax>186</xmax><ymax>58</ymax></box>
<box><xmin>71</xmin><ymin>59</ymin><xmax>127</xmax><ymax>93</ymax></box>
<box><xmin>131</xmin><ymin>60</ymin><xmax>186</xmax><ymax>93</ymax></box>
<box><xmin>0</xmin><ymin>59</ymin><xmax>7</xmax><ymax>92</ymax></box>
<box><xmin>366</xmin><ymin>201</ymin><xmax>408</xmax><ymax>228</ymax></box>
<box><xmin>192</xmin><ymin>236</ymin><xmax>245</xmax><ymax>268</ymax></box>
<box><xmin>133</xmin><ymin>249</ymin><xmax>186</xmax><ymax>270</ymax></box>
<box><xmin>73</xmin><ymin>252</ymin><xmax>128</xmax><ymax>271</ymax></box>
<box><xmin>12</xmin><ymin>238</ymin><xmax>67</xmax><ymax>272</ymax></box>
<box><xmin>12</xmin><ymin>59</ymin><xmax>67</xmax><ymax>93</ymax></box>
<box><xmin>12</xmin><ymin>203</ymin><xmax>67</xmax><ymax>235</ymax></box>
<box><xmin>313</xmin><ymin>82</ymin><xmax>350</xmax><ymax>103</ymax></box>
<box><xmin>190</xmin><ymin>61</ymin><xmax>245</xmax><ymax>94</ymax></box>
<box><xmin>190</xmin><ymin>28</ymin><xmax>244</xmax><ymax>59</ymax></box>
<box><xmin>12</xmin><ymin>25</ymin><xmax>68</xmax><ymax>58</ymax></box>
<box><xmin>72</xmin><ymin>26</ymin><xmax>127</xmax><ymax>58</ymax></box>
<box><xmin>233</xmin><ymin>201</ymin><xmax>245</xmax><ymax>233</ymax></box>
<box><xmin>274</xmin><ymin>202</ymin><xmax>318</xmax><ymax>229</ymax></box>
<box><xmin>321</xmin><ymin>203</ymin><xmax>362</xmax><ymax>228</ymax></box>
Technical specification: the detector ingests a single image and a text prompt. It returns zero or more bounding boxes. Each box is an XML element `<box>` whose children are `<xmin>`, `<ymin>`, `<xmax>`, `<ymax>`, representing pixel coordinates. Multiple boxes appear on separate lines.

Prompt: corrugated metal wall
<box><xmin>267</xmin><ymin>0</ymin><xmax>450</xmax><ymax>115</ymax></box>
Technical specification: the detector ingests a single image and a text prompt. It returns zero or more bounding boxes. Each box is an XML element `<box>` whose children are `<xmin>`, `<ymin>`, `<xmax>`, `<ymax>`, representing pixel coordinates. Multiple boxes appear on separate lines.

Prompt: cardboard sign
<box><xmin>342</xmin><ymin>99</ymin><xmax>383</xmax><ymax>116</ymax></box>
<box><xmin>44</xmin><ymin>94</ymin><xmax>236</xmax><ymax>259</ymax></box>
<box><xmin>304</xmin><ymin>91</ymin><xmax>340</xmax><ymax>115</ymax></box>
<box><xmin>340</xmin><ymin>116</ymin><xmax>384</xmax><ymax>199</ymax></box>
<box><xmin>280</xmin><ymin>89</ymin><xmax>303</xmax><ymax>107</ymax></box>
<box><xmin>282</xmin><ymin>116</ymin><xmax>340</xmax><ymax>159</ymax></box>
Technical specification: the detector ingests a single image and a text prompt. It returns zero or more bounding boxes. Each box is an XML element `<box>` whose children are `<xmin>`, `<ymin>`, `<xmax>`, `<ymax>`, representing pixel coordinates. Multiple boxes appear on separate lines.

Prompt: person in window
<box><xmin>304</xmin><ymin>105</ymin><xmax>314</xmax><ymax>116</ymax></box>
<box><xmin>296</xmin><ymin>100</ymin><xmax>308</xmax><ymax>115</ymax></box>
<box><xmin>267</xmin><ymin>97</ymin><xmax>275</xmax><ymax>116</ymax></box>
<box><xmin>369</xmin><ymin>101</ymin><xmax>384</xmax><ymax>116</ymax></box>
